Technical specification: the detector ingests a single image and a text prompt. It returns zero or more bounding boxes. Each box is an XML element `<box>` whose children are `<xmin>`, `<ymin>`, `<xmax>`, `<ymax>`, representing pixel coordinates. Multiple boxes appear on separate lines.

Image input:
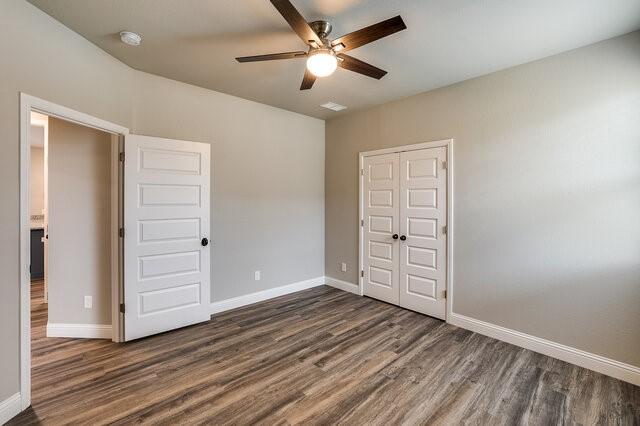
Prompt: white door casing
<box><xmin>399</xmin><ymin>148</ymin><xmax>447</xmax><ymax>319</ymax></box>
<box><xmin>124</xmin><ymin>134</ymin><xmax>211</xmax><ymax>341</ymax></box>
<box><xmin>362</xmin><ymin>153</ymin><xmax>400</xmax><ymax>305</ymax></box>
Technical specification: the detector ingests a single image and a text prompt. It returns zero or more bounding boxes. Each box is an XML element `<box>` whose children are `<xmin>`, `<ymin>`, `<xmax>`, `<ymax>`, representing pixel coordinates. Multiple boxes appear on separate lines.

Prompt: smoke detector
<box><xmin>120</xmin><ymin>31</ymin><xmax>142</xmax><ymax>46</ymax></box>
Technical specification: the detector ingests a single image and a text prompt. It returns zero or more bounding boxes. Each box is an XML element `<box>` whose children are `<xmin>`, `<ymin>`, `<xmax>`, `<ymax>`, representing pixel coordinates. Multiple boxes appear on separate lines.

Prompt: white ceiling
<box><xmin>28</xmin><ymin>0</ymin><xmax>640</xmax><ymax>119</ymax></box>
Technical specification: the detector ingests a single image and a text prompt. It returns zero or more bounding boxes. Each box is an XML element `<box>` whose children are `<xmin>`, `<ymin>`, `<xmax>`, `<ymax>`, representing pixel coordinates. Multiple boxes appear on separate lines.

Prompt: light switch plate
<box><xmin>254</xmin><ymin>270</ymin><xmax>261</xmax><ymax>281</ymax></box>
<box><xmin>84</xmin><ymin>296</ymin><xmax>92</xmax><ymax>309</ymax></box>
<box><xmin>341</xmin><ymin>262</ymin><xmax>347</xmax><ymax>272</ymax></box>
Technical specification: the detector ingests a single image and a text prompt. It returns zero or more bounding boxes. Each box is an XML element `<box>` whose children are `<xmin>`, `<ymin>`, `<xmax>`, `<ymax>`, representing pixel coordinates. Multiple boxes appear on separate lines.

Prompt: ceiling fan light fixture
<box><xmin>306</xmin><ymin>49</ymin><xmax>337</xmax><ymax>77</ymax></box>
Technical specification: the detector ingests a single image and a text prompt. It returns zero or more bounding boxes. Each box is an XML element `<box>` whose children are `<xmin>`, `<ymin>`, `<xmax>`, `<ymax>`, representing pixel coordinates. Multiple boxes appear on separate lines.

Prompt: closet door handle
<box><xmin>399</xmin><ymin>235</ymin><xmax>406</xmax><ymax>241</ymax></box>
<box><xmin>392</xmin><ymin>234</ymin><xmax>399</xmax><ymax>240</ymax></box>
<box><xmin>201</xmin><ymin>238</ymin><xmax>209</xmax><ymax>247</ymax></box>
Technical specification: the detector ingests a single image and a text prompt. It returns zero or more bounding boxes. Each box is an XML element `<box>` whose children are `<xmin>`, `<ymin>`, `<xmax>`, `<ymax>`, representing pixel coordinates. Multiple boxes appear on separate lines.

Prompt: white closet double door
<box><xmin>362</xmin><ymin>147</ymin><xmax>447</xmax><ymax>319</ymax></box>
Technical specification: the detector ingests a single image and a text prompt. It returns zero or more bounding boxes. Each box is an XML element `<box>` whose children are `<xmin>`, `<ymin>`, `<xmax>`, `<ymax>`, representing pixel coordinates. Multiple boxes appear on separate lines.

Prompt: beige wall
<box><xmin>29</xmin><ymin>146</ymin><xmax>44</xmax><ymax>216</ymax></box>
<box><xmin>47</xmin><ymin>118</ymin><xmax>112</xmax><ymax>326</ymax></box>
<box><xmin>0</xmin><ymin>0</ymin><xmax>324</xmax><ymax>402</ymax></box>
<box><xmin>325</xmin><ymin>31</ymin><xmax>640</xmax><ymax>367</ymax></box>
<box><xmin>131</xmin><ymin>72</ymin><xmax>325</xmax><ymax>301</ymax></box>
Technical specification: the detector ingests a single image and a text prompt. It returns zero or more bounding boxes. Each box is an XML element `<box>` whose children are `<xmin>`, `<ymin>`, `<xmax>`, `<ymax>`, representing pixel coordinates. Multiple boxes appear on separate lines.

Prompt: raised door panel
<box><xmin>362</xmin><ymin>153</ymin><xmax>399</xmax><ymax>305</ymax></box>
<box><xmin>138</xmin><ymin>218</ymin><xmax>201</xmax><ymax>244</ymax></box>
<box><xmin>139</xmin><ymin>148</ymin><xmax>202</xmax><ymax>175</ymax></box>
<box><xmin>399</xmin><ymin>147</ymin><xmax>447</xmax><ymax>319</ymax></box>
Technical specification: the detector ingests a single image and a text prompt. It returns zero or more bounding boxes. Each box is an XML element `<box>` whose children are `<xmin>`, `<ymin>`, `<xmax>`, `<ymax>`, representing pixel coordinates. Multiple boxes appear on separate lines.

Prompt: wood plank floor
<box><xmin>10</xmin><ymin>280</ymin><xmax>639</xmax><ymax>425</ymax></box>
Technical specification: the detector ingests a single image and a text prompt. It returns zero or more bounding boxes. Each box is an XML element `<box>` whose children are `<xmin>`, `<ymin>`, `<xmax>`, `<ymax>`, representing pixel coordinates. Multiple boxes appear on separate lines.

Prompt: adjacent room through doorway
<box><xmin>20</xmin><ymin>97</ymin><xmax>128</xmax><ymax>415</ymax></box>
<box><xmin>27</xmin><ymin>109</ymin><xmax>119</xmax><ymax>403</ymax></box>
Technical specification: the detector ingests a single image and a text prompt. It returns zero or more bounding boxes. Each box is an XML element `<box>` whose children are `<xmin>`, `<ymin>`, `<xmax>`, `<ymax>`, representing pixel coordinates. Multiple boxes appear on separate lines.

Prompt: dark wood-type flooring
<box><xmin>10</xmin><ymin>280</ymin><xmax>640</xmax><ymax>425</ymax></box>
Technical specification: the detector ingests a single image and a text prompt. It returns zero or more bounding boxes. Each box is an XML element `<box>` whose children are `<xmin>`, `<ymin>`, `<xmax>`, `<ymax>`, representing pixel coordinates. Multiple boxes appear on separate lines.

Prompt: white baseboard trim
<box><xmin>46</xmin><ymin>323</ymin><xmax>112</xmax><ymax>339</ymax></box>
<box><xmin>0</xmin><ymin>392</ymin><xmax>21</xmax><ymax>425</ymax></box>
<box><xmin>210</xmin><ymin>276</ymin><xmax>326</xmax><ymax>315</ymax></box>
<box><xmin>324</xmin><ymin>276</ymin><xmax>360</xmax><ymax>295</ymax></box>
<box><xmin>449</xmin><ymin>313</ymin><xmax>640</xmax><ymax>386</ymax></box>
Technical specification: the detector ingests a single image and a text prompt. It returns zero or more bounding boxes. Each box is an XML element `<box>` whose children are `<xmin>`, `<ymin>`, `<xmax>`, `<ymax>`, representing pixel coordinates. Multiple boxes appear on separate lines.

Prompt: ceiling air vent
<box><xmin>321</xmin><ymin>102</ymin><xmax>347</xmax><ymax>111</ymax></box>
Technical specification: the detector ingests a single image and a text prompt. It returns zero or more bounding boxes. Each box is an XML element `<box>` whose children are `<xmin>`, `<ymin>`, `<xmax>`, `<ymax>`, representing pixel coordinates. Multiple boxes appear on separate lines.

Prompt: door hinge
<box><xmin>361</xmin><ymin>219</ymin><xmax>364</xmax><ymax>227</ymax></box>
<box><xmin>119</xmin><ymin>152</ymin><xmax>125</xmax><ymax>163</ymax></box>
<box><xmin>442</xmin><ymin>225</ymin><xmax>447</xmax><ymax>235</ymax></box>
<box><xmin>443</xmin><ymin>290</ymin><xmax>447</xmax><ymax>299</ymax></box>
<box><xmin>119</xmin><ymin>303</ymin><xmax>125</xmax><ymax>314</ymax></box>
<box><xmin>442</xmin><ymin>160</ymin><xmax>447</xmax><ymax>170</ymax></box>
<box><xmin>361</xmin><ymin>270</ymin><xmax>364</xmax><ymax>278</ymax></box>
<box><xmin>361</xmin><ymin>168</ymin><xmax>364</xmax><ymax>176</ymax></box>
<box><xmin>119</xmin><ymin>227</ymin><xmax>124</xmax><ymax>238</ymax></box>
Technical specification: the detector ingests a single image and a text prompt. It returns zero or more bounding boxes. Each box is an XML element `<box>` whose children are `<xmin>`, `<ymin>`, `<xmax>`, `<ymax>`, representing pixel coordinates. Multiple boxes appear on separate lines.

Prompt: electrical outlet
<box><xmin>84</xmin><ymin>296</ymin><xmax>92</xmax><ymax>309</ymax></box>
<box><xmin>254</xmin><ymin>270</ymin><xmax>261</xmax><ymax>281</ymax></box>
<box><xmin>341</xmin><ymin>262</ymin><xmax>347</xmax><ymax>272</ymax></box>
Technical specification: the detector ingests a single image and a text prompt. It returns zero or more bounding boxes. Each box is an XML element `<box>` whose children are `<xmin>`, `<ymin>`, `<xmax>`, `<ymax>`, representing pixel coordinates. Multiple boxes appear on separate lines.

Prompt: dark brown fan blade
<box><xmin>270</xmin><ymin>0</ymin><xmax>323</xmax><ymax>46</ymax></box>
<box><xmin>300</xmin><ymin>68</ymin><xmax>316</xmax><ymax>90</ymax></box>
<box><xmin>236</xmin><ymin>51</ymin><xmax>307</xmax><ymax>62</ymax></box>
<box><xmin>337</xmin><ymin>54</ymin><xmax>387</xmax><ymax>79</ymax></box>
<box><xmin>331</xmin><ymin>16</ymin><xmax>406</xmax><ymax>53</ymax></box>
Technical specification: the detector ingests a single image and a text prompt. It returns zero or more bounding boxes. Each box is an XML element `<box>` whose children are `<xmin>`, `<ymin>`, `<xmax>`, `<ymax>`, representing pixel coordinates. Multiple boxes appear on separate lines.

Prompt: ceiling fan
<box><xmin>236</xmin><ymin>0</ymin><xmax>407</xmax><ymax>90</ymax></box>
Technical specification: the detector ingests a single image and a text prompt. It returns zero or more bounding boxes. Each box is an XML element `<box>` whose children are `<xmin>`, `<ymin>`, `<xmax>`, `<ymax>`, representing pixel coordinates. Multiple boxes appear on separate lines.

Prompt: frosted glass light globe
<box><xmin>306</xmin><ymin>49</ymin><xmax>338</xmax><ymax>77</ymax></box>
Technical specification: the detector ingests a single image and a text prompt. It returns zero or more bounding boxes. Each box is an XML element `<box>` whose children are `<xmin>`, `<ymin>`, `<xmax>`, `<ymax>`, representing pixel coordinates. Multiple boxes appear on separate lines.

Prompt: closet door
<box><xmin>399</xmin><ymin>147</ymin><xmax>447</xmax><ymax>319</ymax></box>
<box><xmin>362</xmin><ymin>153</ymin><xmax>400</xmax><ymax>305</ymax></box>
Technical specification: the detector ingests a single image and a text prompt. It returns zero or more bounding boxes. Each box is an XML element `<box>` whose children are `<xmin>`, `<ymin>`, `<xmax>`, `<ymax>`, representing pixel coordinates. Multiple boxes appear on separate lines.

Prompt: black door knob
<box><xmin>201</xmin><ymin>238</ymin><xmax>209</xmax><ymax>247</ymax></box>
<box><xmin>392</xmin><ymin>234</ymin><xmax>399</xmax><ymax>240</ymax></box>
<box><xmin>400</xmin><ymin>235</ymin><xmax>406</xmax><ymax>241</ymax></box>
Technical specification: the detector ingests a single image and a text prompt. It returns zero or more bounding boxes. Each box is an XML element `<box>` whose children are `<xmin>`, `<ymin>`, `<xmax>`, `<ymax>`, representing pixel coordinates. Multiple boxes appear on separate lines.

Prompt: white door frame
<box><xmin>358</xmin><ymin>139</ymin><xmax>454</xmax><ymax>322</ymax></box>
<box><xmin>19</xmin><ymin>93</ymin><xmax>130</xmax><ymax>410</ymax></box>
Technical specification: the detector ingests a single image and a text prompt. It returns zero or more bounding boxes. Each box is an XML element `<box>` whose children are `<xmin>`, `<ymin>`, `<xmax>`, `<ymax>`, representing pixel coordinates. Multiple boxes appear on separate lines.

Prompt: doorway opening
<box><xmin>20</xmin><ymin>94</ymin><xmax>129</xmax><ymax>411</ymax></box>
<box><xmin>29</xmin><ymin>111</ymin><xmax>121</xmax><ymax>339</ymax></box>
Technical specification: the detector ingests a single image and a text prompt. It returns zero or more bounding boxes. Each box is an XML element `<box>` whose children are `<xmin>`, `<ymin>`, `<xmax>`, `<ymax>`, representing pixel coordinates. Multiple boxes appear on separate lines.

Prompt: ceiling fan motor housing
<box><xmin>309</xmin><ymin>20</ymin><xmax>333</xmax><ymax>40</ymax></box>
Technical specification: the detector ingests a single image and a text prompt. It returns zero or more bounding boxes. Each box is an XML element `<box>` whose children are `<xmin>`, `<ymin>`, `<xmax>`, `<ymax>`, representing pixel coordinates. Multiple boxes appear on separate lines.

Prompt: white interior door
<box><xmin>362</xmin><ymin>153</ymin><xmax>399</xmax><ymax>305</ymax></box>
<box><xmin>399</xmin><ymin>147</ymin><xmax>447</xmax><ymax>319</ymax></box>
<box><xmin>124</xmin><ymin>134</ymin><xmax>210</xmax><ymax>341</ymax></box>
